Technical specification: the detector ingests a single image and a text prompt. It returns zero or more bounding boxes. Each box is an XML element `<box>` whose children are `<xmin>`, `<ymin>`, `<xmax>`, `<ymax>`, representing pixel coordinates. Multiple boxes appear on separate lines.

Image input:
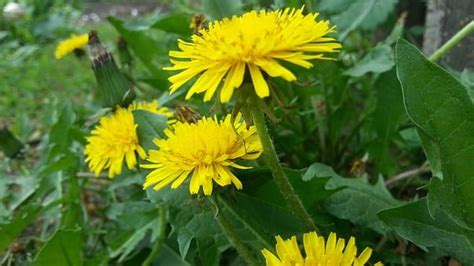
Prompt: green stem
<box><xmin>429</xmin><ymin>20</ymin><xmax>474</xmax><ymax>62</ymax></box>
<box><xmin>249</xmin><ymin>102</ymin><xmax>318</xmax><ymax>232</ymax></box>
<box><xmin>142</xmin><ymin>205</ymin><xmax>167</xmax><ymax>266</ymax></box>
<box><xmin>218</xmin><ymin>195</ymin><xmax>274</xmax><ymax>252</ymax></box>
<box><xmin>210</xmin><ymin>197</ymin><xmax>259</xmax><ymax>266</ymax></box>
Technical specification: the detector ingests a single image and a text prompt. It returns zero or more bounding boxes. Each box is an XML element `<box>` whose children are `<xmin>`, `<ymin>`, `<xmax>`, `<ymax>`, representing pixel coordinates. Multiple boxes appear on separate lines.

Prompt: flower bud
<box><xmin>87</xmin><ymin>31</ymin><xmax>135</xmax><ymax>108</ymax></box>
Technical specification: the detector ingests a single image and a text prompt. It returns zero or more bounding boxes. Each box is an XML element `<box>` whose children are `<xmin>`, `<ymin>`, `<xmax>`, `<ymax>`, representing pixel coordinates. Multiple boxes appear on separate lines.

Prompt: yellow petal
<box><xmin>248</xmin><ymin>63</ymin><xmax>269</xmax><ymax>98</ymax></box>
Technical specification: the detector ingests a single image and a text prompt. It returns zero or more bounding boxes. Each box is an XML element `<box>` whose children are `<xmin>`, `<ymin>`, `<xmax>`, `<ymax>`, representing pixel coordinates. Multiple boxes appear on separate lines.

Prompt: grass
<box><xmin>0</xmin><ymin>22</ymin><xmax>120</xmax><ymax>132</ymax></box>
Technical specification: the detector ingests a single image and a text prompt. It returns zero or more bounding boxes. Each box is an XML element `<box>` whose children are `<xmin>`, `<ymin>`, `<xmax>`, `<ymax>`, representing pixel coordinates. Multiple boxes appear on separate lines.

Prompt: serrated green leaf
<box><xmin>378</xmin><ymin>199</ymin><xmax>474</xmax><ymax>264</ymax></box>
<box><xmin>133</xmin><ymin>110</ymin><xmax>168</xmax><ymax>151</ymax></box>
<box><xmin>318</xmin><ymin>164</ymin><xmax>398</xmax><ymax>233</ymax></box>
<box><xmin>32</xmin><ymin>228</ymin><xmax>82</xmax><ymax>266</ymax></box>
<box><xmin>344</xmin><ymin>45</ymin><xmax>394</xmax><ymax>77</ymax></box>
<box><xmin>146</xmin><ymin>186</ymin><xmax>228</xmax><ymax>259</ymax></box>
<box><xmin>395</xmin><ymin>39</ymin><xmax>474</xmax><ymax>229</ymax></box>
<box><xmin>202</xmin><ymin>0</ymin><xmax>243</xmax><ymax>20</ymax></box>
<box><xmin>105</xmin><ymin>202</ymin><xmax>162</xmax><ymax>262</ymax></box>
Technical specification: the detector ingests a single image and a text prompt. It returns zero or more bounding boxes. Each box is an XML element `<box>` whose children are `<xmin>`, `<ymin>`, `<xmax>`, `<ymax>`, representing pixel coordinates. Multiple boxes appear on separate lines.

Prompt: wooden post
<box><xmin>423</xmin><ymin>0</ymin><xmax>474</xmax><ymax>70</ymax></box>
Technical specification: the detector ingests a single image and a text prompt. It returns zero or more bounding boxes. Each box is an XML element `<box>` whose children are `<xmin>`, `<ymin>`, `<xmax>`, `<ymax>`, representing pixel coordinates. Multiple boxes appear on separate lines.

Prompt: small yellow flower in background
<box><xmin>55</xmin><ymin>34</ymin><xmax>89</xmax><ymax>59</ymax></box>
<box><xmin>165</xmin><ymin>7</ymin><xmax>341</xmax><ymax>103</ymax></box>
<box><xmin>262</xmin><ymin>231</ymin><xmax>383</xmax><ymax>266</ymax></box>
<box><xmin>129</xmin><ymin>100</ymin><xmax>174</xmax><ymax>118</ymax></box>
<box><xmin>142</xmin><ymin>113</ymin><xmax>262</xmax><ymax>195</ymax></box>
<box><xmin>84</xmin><ymin>101</ymin><xmax>172</xmax><ymax>178</ymax></box>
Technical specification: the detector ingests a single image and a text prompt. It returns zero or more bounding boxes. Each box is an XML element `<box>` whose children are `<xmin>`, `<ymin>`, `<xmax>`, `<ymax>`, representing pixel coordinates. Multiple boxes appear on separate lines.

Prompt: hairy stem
<box><xmin>210</xmin><ymin>197</ymin><xmax>259</xmax><ymax>266</ymax></box>
<box><xmin>249</xmin><ymin>101</ymin><xmax>318</xmax><ymax>232</ymax></box>
<box><xmin>429</xmin><ymin>20</ymin><xmax>474</xmax><ymax>62</ymax></box>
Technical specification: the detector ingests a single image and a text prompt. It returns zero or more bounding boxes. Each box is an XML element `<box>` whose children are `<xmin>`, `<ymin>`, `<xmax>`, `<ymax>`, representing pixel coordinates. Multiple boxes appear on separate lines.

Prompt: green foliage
<box><xmin>32</xmin><ymin>228</ymin><xmax>83</xmax><ymax>266</ymax></box>
<box><xmin>396</xmin><ymin>39</ymin><xmax>474</xmax><ymax>229</ymax></box>
<box><xmin>303</xmin><ymin>163</ymin><xmax>399</xmax><ymax>234</ymax></box>
<box><xmin>344</xmin><ymin>45</ymin><xmax>394</xmax><ymax>77</ymax></box>
<box><xmin>379</xmin><ymin>199</ymin><xmax>474</xmax><ymax>263</ymax></box>
<box><xmin>319</xmin><ymin>0</ymin><xmax>398</xmax><ymax>34</ymax></box>
<box><xmin>368</xmin><ymin>70</ymin><xmax>406</xmax><ymax>175</ymax></box>
<box><xmin>105</xmin><ymin>202</ymin><xmax>162</xmax><ymax>261</ymax></box>
<box><xmin>202</xmin><ymin>0</ymin><xmax>243</xmax><ymax>20</ymax></box>
<box><xmin>0</xmin><ymin>204</ymin><xmax>42</xmax><ymax>252</ymax></box>
<box><xmin>146</xmin><ymin>186</ymin><xmax>229</xmax><ymax>262</ymax></box>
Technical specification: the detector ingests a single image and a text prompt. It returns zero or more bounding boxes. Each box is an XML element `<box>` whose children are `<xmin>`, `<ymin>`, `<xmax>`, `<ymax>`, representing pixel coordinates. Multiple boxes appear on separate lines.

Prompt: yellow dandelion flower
<box><xmin>262</xmin><ymin>231</ymin><xmax>383</xmax><ymax>266</ymax></box>
<box><xmin>141</xmin><ymin>113</ymin><xmax>262</xmax><ymax>195</ymax></box>
<box><xmin>55</xmin><ymin>34</ymin><xmax>89</xmax><ymax>59</ymax></box>
<box><xmin>85</xmin><ymin>101</ymin><xmax>172</xmax><ymax>178</ymax></box>
<box><xmin>165</xmin><ymin>7</ymin><xmax>341</xmax><ymax>103</ymax></box>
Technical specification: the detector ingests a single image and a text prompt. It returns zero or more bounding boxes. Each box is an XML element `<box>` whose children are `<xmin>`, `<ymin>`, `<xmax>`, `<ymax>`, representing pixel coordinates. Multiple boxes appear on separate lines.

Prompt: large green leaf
<box><xmin>311</xmin><ymin>163</ymin><xmax>399</xmax><ymax>233</ymax></box>
<box><xmin>0</xmin><ymin>204</ymin><xmax>42</xmax><ymax>252</ymax></box>
<box><xmin>133</xmin><ymin>110</ymin><xmax>168</xmax><ymax>151</ymax></box>
<box><xmin>368</xmin><ymin>70</ymin><xmax>406</xmax><ymax>175</ymax></box>
<box><xmin>202</xmin><ymin>0</ymin><xmax>243</xmax><ymax>20</ymax></box>
<box><xmin>32</xmin><ymin>228</ymin><xmax>82</xmax><ymax>266</ymax></box>
<box><xmin>378</xmin><ymin>199</ymin><xmax>474</xmax><ymax>264</ymax></box>
<box><xmin>395</xmin><ymin>39</ymin><xmax>474</xmax><ymax>229</ymax></box>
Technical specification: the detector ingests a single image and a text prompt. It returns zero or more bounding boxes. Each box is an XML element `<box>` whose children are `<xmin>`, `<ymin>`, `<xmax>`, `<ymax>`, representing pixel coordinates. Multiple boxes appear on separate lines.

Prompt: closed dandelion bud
<box><xmin>190</xmin><ymin>14</ymin><xmax>206</xmax><ymax>35</ymax></box>
<box><xmin>175</xmin><ymin>104</ymin><xmax>201</xmax><ymax>124</ymax></box>
<box><xmin>0</xmin><ymin>119</ymin><xmax>23</xmax><ymax>158</ymax></box>
<box><xmin>116</xmin><ymin>37</ymin><xmax>133</xmax><ymax>68</ymax></box>
<box><xmin>87</xmin><ymin>31</ymin><xmax>135</xmax><ymax>108</ymax></box>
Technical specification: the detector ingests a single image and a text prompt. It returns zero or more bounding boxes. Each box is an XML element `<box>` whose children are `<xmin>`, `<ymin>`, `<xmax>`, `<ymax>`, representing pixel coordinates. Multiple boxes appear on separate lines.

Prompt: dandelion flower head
<box><xmin>84</xmin><ymin>101</ymin><xmax>172</xmax><ymax>178</ymax></box>
<box><xmin>142</xmin><ymin>113</ymin><xmax>262</xmax><ymax>195</ymax></box>
<box><xmin>165</xmin><ymin>7</ymin><xmax>341</xmax><ymax>103</ymax></box>
<box><xmin>55</xmin><ymin>34</ymin><xmax>89</xmax><ymax>59</ymax></box>
<box><xmin>262</xmin><ymin>231</ymin><xmax>383</xmax><ymax>266</ymax></box>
